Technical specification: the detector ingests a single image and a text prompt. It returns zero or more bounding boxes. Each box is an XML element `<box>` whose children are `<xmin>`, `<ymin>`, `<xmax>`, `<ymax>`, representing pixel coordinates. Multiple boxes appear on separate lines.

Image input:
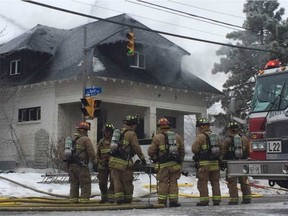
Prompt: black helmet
<box><xmin>102</xmin><ymin>123</ymin><xmax>114</xmax><ymax>132</ymax></box>
<box><xmin>227</xmin><ymin>121</ymin><xmax>239</xmax><ymax>129</ymax></box>
<box><xmin>196</xmin><ymin>118</ymin><xmax>210</xmax><ymax>127</ymax></box>
<box><xmin>123</xmin><ymin>114</ymin><xmax>139</xmax><ymax>125</ymax></box>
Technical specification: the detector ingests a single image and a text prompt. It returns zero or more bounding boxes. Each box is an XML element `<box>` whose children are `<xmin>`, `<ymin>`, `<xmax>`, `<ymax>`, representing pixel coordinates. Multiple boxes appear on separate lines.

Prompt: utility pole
<box><xmin>82</xmin><ymin>26</ymin><xmax>87</xmax><ymax>121</ymax></box>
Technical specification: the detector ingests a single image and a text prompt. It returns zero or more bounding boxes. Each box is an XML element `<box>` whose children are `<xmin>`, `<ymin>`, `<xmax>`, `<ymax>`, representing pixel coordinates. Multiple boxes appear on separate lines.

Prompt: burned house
<box><xmin>0</xmin><ymin>14</ymin><xmax>222</xmax><ymax>169</ymax></box>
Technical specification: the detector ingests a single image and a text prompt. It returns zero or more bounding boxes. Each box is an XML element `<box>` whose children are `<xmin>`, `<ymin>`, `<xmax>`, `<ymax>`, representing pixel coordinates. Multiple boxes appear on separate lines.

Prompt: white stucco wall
<box><xmin>0</xmin><ymin>75</ymin><xmax>212</xmax><ymax>168</ymax></box>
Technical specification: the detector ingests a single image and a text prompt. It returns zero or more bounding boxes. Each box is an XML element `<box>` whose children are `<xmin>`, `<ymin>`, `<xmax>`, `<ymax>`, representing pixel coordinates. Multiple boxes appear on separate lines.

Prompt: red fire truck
<box><xmin>227</xmin><ymin>60</ymin><xmax>288</xmax><ymax>188</ymax></box>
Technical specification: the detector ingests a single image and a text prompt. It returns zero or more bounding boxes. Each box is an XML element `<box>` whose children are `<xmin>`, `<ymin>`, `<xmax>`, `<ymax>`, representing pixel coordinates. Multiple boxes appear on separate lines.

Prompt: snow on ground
<box><xmin>0</xmin><ymin>168</ymin><xmax>287</xmax><ymax>199</ymax></box>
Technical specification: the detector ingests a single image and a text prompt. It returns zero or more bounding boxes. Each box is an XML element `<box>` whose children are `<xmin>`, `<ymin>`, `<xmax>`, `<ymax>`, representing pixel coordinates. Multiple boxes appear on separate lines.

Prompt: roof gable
<box><xmin>0</xmin><ymin>14</ymin><xmax>222</xmax><ymax>95</ymax></box>
<box><xmin>0</xmin><ymin>24</ymin><xmax>64</xmax><ymax>55</ymax></box>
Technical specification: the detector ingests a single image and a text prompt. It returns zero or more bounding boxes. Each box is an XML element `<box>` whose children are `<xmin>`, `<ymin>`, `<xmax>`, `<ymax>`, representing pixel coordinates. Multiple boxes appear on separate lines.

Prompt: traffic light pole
<box><xmin>81</xmin><ymin>26</ymin><xmax>129</xmax><ymax>121</ymax></box>
<box><xmin>82</xmin><ymin>26</ymin><xmax>88</xmax><ymax>121</ymax></box>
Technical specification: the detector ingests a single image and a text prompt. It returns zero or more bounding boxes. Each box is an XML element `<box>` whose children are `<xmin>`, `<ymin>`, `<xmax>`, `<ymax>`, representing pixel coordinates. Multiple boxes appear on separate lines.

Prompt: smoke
<box><xmin>181</xmin><ymin>45</ymin><xmax>227</xmax><ymax>91</ymax></box>
<box><xmin>0</xmin><ymin>13</ymin><xmax>27</xmax><ymax>31</ymax></box>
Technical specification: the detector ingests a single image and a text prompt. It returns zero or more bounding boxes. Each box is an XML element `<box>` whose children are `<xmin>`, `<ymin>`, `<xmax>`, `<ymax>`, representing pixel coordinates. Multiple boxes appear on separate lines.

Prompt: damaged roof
<box><xmin>0</xmin><ymin>14</ymin><xmax>222</xmax><ymax>95</ymax></box>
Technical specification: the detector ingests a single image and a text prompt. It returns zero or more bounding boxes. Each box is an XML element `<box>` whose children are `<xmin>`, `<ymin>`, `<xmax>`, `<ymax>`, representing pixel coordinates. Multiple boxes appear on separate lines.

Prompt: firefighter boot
<box><xmin>242</xmin><ymin>199</ymin><xmax>251</xmax><ymax>204</ymax></box>
<box><xmin>169</xmin><ymin>202</ymin><xmax>181</xmax><ymax>207</ymax></box>
<box><xmin>228</xmin><ymin>201</ymin><xmax>238</xmax><ymax>205</ymax></box>
<box><xmin>196</xmin><ymin>201</ymin><xmax>209</xmax><ymax>206</ymax></box>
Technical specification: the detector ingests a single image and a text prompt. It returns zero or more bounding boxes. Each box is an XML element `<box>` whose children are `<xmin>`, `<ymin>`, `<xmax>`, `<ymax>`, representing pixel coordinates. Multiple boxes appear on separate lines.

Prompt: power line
<box><xmin>127</xmin><ymin>0</ymin><xmax>241</xmax><ymax>31</ymax></box>
<box><xmin>22</xmin><ymin>0</ymin><xmax>276</xmax><ymax>54</ymax></box>
<box><xmin>73</xmin><ymin>0</ymin><xmax>226</xmax><ymax>38</ymax></box>
<box><xmin>168</xmin><ymin>0</ymin><xmax>245</xmax><ymax>20</ymax></box>
<box><xmin>136</xmin><ymin>0</ymin><xmax>248</xmax><ymax>30</ymax></box>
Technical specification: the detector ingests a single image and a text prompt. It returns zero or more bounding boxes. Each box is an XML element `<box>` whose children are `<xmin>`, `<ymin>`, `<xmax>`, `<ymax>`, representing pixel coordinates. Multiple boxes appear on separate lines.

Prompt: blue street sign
<box><xmin>85</xmin><ymin>87</ymin><xmax>102</xmax><ymax>96</ymax></box>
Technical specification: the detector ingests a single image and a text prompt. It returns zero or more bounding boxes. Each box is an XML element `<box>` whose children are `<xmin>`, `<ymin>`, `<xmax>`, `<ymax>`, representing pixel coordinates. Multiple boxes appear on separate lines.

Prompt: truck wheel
<box><xmin>268</xmin><ymin>180</ymin><xmax>275</xmax><ymax>187</ymax></box>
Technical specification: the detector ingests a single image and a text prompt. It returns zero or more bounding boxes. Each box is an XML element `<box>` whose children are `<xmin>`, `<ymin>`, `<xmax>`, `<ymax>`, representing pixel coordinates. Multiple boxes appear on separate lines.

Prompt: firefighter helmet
<box><xmin>123</xmin><ymin>114</ymin><xmax>139</xmax><ymax>125</ymax></box>
<box><xmin>76</xmin><ymin>122</ymin><xmax>90</xmax><ymax>130</ymax></box>
<box><xmin>157</xmin><ymin>118</ymin><xmax>170</xmax><ymax>129</ymax></box>
<box><xmin>102</xmin><ymin>123</ymin><xmax>114</xmax><ymax>132</ymax></box>
<box><xmin>227</xmin><ymin>121</ymin><xmax>239</xmax><ymax>129</ymax></box>
<box><xmin>196</xmin><ymin>118</ymin><xmax>210</xmax><ymax>127</ymax></box>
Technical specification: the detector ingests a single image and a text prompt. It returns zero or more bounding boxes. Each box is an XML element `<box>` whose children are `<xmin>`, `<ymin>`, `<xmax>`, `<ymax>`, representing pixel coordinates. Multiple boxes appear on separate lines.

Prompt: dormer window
<box><xmin>10</xmin><ymin>59</ymin><xmax>21</xmax><ymax>75</ymax></box>
<box><xmin>129</xmin><ymin>52</ymin><xmax>146</xmax><ymax>69</ymax></box>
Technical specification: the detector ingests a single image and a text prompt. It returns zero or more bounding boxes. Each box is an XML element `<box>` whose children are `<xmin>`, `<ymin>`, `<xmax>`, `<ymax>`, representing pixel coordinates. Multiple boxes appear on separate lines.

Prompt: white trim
<box><xmin>129</xmin><ymin>52</ymin><xmax>146</xmax><ymax>69</ymax></box>
<box><xmin>10</xmin><ymin>59</ymin><xmax>21</xmax><ymax>75</ymax></box>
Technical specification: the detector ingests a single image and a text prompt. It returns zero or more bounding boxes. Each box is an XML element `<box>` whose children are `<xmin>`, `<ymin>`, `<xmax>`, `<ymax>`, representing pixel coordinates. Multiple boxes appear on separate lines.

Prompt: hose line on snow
<box><xmin>0</xmin><ymin>175</ymin><xmax>100</xmax><ymax>199</ymax></box>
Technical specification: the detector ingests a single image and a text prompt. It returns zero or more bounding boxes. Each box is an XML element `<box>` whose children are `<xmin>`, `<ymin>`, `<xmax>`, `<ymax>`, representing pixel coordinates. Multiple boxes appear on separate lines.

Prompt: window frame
<box><xmin>10</xmin><ymin>59</ymin><xmax>21</xmax><ymax>76</ymax></box>
<box><xmin>18</xmin><ymin>107</ymin><xmax>41</xmax><ymax>122</ymax></box>
<box><xmin>129</xmin><ymin>52</ymin><xmax>146</xmax><ymax>69</ymax></box>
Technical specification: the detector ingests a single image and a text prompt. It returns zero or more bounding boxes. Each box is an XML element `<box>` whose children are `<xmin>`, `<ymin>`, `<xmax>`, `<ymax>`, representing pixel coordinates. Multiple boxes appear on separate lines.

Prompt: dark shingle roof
<box><xmin>0</xmin><ymin>24</ymin><xmax>64</xmax><ymax>55</ymax></box>
<box><xmin>0</xmin><ymin>14</ymin><xmax>222</xmax><ymax>95</ymax></box>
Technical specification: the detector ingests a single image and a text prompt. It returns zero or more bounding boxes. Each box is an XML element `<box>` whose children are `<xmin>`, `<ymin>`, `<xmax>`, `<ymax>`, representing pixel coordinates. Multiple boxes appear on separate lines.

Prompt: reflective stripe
<box><xmin>199</xmin><ymin>160</ymin><xmax>219</xmax><ymax>166</ymax></box>
<box><xmin>169</xmin><ymin>194</ymin><xmax>178</xmax><ymax>199</ymax></box>
<box><xmin>75</xmin><ymin>144</ymin><xmax>85</xmax><ymax>151</ymax></box>
<box><xmin>114</xmin><ymin>192</ymin><xmax>124</xmax><ymax>199</ymax></box>
<box><xmin>212</xmin><ymin>195</ymin><xmax>221</xmax><ymax>201</ymax></box>
<box><xmin>200</xmin><ymin>196</ymin><xmax>209</xmax><ymax>202</ymax></box>
<box><xmin>110</xmin><ymin>157</ymin><xmax>129</xmax><ymax>166</ymax></box>
<box><xmin>100</xmin><ymin>148</ymin><xmax>110</xmax><ymax>154</ymax></box>
<box><xmin>108</xmin><ymin>193</ymin><xmax>114</xmax><ymax>199</ymax></box>
<box><xmin>123</xmin><ymin>140</ymin><xmax>129</xmax><ymax>145</ymax></box>
<box><xmin>243</xmin><ymin>195</ymin><xmax>251</xmax><ymax>199</ymax></box>
<box><xmin>201</xmin><ymin>144</ymin><xmax>208</xmax><ymax>150</ymax></box>
<box><xmin>159</xmin><ymin>145</ymin><xmax>166</xmax><ymax>151</ymax></box>
<box><xmin>158</xmin><ymin>194</ymin><xmax>167</xmax><ymax>200</ymax></box>
<box><xmin>125</xmin><ymin>194</ymin><xmax>133</xmax><ymax>199</ymax></box>
<box><xmin>230</xmin><ymin>198</ymin><xmax>238</xmax><ymax>202</ymax></box>
<box><xmin>159</xmin><ymin>161</ymin><xmax>179</xmax><ymax>169</ymax></box>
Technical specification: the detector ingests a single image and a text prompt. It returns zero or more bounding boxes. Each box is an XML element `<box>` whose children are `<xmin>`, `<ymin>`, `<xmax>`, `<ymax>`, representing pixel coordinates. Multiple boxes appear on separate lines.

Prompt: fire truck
<box><xmin>227</xmin><ymin>60</ymin><xmax>288</xmax><ymax>188</ymax></box>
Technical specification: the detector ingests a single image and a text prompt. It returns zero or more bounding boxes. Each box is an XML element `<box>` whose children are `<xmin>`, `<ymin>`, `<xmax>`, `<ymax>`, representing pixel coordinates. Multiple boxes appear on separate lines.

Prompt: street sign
<box><xmin>85</xmin><ymin>87</ymin><xmax>102</xmax><ymax>96</ymax></box>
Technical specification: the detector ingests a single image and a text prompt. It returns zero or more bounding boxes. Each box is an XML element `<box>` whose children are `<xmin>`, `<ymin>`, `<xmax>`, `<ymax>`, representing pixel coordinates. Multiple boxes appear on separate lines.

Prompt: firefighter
<box><xmin>148</xmin><ymin>118</ymin><xmax>185</xmax><ymax>207</ymax></box>
<box><xmin>68</xmin><ymin>122</ymin><xmax>97</xmax><ymax>203</ymax></box>
<box><xmin>192</xmin><ymin>118</ymin><xmax>221</xmax><ymax>206</ymax></box>
<box><xmin>222</xmin><ymin>121</ymin><xmax>252</xmax><ymax>205</ymax></box>
<box><xmin>96</xmin><ymin>123</ymin><xmax>115</xmax><ymax>203</ymax></box>
<box><xmin>109</xmin><ymin>114</ymin><xmax>146</xmax><ymax>204</ymax></box>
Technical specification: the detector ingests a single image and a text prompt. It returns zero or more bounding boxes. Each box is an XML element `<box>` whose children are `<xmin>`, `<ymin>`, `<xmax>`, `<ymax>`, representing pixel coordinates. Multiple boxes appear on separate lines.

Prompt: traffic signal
<box><xmin>81</xmin><ymin>97</ymin><xmax>94</xmax><ymax>119</ymax></box>
<box><xmin>126</xmin><ymin>31</ymin><xmax>134</xmax><ymax>56</ymax></box>
<box><xmin>93</xmin><ymin>99</ymin><xmax>102</xmax><ymax>118</ymax></box>
<box><xmin>80</xmin><ymin>97</ymin><xmax>102</xmax><ymax>119</ymax></box>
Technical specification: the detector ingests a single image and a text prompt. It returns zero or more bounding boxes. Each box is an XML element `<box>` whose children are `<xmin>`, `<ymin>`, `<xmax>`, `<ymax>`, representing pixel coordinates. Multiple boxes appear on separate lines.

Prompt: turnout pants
<box><xmin>98</xmin><ymin>168</ymin><xmax>114</xmax><ymax>202</ymax></box>
<box><xmin>157</xmin><ymin>165</ymin><xmax>181</xmax><ymax>204</ymax></box>
<box><xmin>226</xmin><ymin>175</ymin><xmax>251</xmax><ymax>202</ymax></box>
<box><xmin>196</xmin><ymin>165</ymin><xmax>221</xmax><ymax>204</ymax></box>
<box><xmin>69</xmin><ymin>164</ymin><xmax>91</xmax><ymax>201</ymax></box>
<box><xmin>110</xmin><ymin>167</ymin><xmax>134</xmax><ymax>203</ymax></box>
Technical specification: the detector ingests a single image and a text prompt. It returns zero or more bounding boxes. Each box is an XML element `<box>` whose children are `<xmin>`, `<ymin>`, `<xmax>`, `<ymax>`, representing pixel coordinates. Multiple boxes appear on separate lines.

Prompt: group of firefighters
<box><xmin>65</xmin><ymin>114</ymin><xmax>251</xmax><ymax>207</ymax></box>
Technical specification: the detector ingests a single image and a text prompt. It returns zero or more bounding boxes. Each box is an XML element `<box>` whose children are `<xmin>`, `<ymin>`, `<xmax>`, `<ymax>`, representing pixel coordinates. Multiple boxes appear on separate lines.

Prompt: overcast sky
<box><xmin>1</xmin><ymin>0</ymin><xmax>288</xmax><ymax>91</ymax></box>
